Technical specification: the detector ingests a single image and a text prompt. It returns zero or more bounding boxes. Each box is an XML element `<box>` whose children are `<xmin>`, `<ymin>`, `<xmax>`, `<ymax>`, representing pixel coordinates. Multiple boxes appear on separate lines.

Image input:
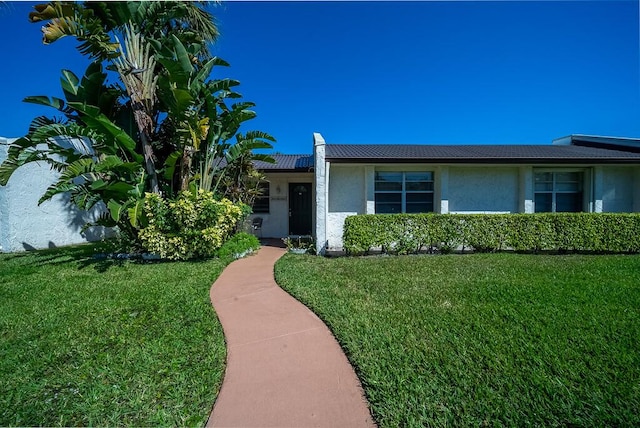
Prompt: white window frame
<box><xmin>374</xmin><ymin>171</ymin><xmax>434</xmax><ymax>214</ymax></box>
<box><xmin>533</xmin><ymin>168</ymin><xmax>587</xmax><ymax>213</ymax></box>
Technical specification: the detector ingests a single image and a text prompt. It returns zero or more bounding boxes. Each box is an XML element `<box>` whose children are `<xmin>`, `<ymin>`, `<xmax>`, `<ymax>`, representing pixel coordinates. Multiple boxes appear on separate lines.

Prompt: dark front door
<box><xmin>289</xmin><ymin>183</ymin><xmax>312</xmax><ymax>235</ymax></box>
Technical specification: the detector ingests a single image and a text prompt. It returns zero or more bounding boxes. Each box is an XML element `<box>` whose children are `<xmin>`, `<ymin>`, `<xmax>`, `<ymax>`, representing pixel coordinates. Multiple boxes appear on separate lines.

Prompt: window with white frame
<box><xmin>252</xmin><ymin>181</ymin><xmax>270</xmax><ymax>213</ymax></box>
<box><xmin>374</xmin><ymin>171</ymin><xmax>434</xmax><ymax>214</ymax></box>
<box><xmin>534</xmin><ymin>171</ymin><xmax>584</xmax><ymax>212</ymax></box>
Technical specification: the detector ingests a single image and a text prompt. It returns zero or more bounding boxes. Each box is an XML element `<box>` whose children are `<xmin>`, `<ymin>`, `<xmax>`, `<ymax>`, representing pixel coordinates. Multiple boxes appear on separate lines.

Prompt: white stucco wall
<box><xmin>601</xmin><ymin>166</ymin><xmax>636</xmax><ymax>212</ymax></box>
<box><xmin>326</xmin><ymin>165</ymin><xmax>366</xmax><ymax>249</ymax></box>
<box><xmin>448</xmin><ymin>167</ymin><xmax>519</xmax><ymax>213</ymax></box>
<box><xmin>0</xmin><ymin>137</ymin><xmax>110</xmax><ymax>252</ymax></box>
<box><xmin>248</xmin><ymin>172</ymin><xmax>314</xmax><ymax>238</ymax></box>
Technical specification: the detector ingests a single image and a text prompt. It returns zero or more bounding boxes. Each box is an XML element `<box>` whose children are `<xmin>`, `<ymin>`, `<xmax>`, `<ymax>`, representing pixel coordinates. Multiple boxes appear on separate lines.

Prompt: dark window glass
<box><xmin>534</xmin><ymin>172</ymin><xmax>583</xmax><ymax>213</ymax></box>
<box><xmin>252</xmin><ymin>182</ymin><xmax>270</xmax><ymax>213</ymax></box>
<box><xmin>556</xmin><ymin>193</ymin><xmax>583</xmax><ymax>212</ymax></box>
<box><xmin>374</xmin><ymin>172</ymin><xmax>434</xmax><ymax>214</ymax></box>
<box><xmin>375</xmin><ymin>172</ymin><xmax>403</xmax><ymax>191</ymax></box>
<box><xmin>534</xmin><ymin>193</ymin><xmax>552</xmax><ymax>213</ymax></box>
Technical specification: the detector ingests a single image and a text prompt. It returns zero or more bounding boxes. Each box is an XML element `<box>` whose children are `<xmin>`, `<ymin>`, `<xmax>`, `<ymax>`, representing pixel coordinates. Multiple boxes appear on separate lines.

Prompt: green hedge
<box><xmin>343</xmin><ymin>213</ymin><xmax>640</xmax><ymax>255</ymax></box>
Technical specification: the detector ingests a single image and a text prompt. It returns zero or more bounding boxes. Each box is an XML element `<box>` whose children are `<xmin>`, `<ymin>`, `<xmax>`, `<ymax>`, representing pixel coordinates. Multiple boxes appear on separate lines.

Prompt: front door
<box><xmin>289</xmin><ymin>183</ymin><xmax>312</xmax><ymax>235</ymax></box>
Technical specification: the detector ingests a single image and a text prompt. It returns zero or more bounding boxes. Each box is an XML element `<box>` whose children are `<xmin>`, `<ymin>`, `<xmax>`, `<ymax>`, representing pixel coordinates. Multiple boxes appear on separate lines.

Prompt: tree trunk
<box><xmin>180</xmin><ymin>145</ymin><xmax>194</xmax><ymax>191</ymax></box>
<box><xmin>133</xmin><ymin>107</ymin><xmax>160</xmax><ymax>194</ymax></box>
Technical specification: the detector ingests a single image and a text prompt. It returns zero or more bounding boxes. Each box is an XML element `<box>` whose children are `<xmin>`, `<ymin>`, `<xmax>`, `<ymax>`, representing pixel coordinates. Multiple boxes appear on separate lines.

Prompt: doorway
<box><xmin>289</xmin><ymin>183</ymin><xmax>312</xmax><ymax>235</ymax></box>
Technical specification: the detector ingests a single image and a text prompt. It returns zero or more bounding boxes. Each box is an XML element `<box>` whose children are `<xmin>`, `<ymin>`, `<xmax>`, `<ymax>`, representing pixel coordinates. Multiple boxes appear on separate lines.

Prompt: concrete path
<box><xmin>207</xmin><ymin>243</ymin><xmax>376</xmax><ymax>428</ymax></box>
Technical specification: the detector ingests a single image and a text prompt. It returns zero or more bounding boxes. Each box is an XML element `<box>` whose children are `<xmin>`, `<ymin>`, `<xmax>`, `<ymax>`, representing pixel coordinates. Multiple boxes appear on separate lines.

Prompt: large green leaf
<box><xmin>68</xmin><ymin>102</ymin><xmax>141</xmax><ymax>161</ymax></box>
<box><xmin>39</xmin><ymin>181</ymin><xmax>81</xmax><ymax>205</ymax></box>
<box><xmin>0</xmin><ymin>138</ymin><xmax>45</xmax><ymax>185</ymax></box>
<box><xmin>163</xmin><ymin>150</ymin><xmax>182</xmax><ymax>180</ymax></box>
<box><xmin>128</xmin><ymin>199</ymin><xmax>146</xmax><ymax>228</ymax></box>
<box><xmin>243</xmin><ymin>130</ymin><xmax>277</xmax><ymax>143</ymax></box>
<box><xmin>60</xmin><ymin>69</ymin><xmax>80</xmax><ymax>98</ymax></box>
<box><xmin>23</xmin><ymin>95</ymin><xmax>67</xmax><ymax>111</ymax></box>
<box><xmin>107</xmin><ymin>199</ymin><xmax>127</xmax><ymax>223</ymax></box>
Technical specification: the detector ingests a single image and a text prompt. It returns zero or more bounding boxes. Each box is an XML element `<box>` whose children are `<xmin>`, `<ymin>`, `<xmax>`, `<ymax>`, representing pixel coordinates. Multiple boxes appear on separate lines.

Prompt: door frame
<box><xmin>288</xmin><ymin>182</ymin><xmax>313</xmax><ymax>235</ymax></box>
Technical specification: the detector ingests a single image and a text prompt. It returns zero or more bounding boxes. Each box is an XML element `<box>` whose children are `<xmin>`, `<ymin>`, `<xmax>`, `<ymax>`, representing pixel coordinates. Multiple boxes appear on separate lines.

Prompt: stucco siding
<box><xmin>248</xmin><ymin>172</ymin><xmax>314</xmax><ymax>238</ymax></box>
<box><xmin>327</xmin><ymin>165</ymin><xmax>365</xmax><ymax>249</ymax></box>
<box><xmin>0</xmin><ymin>138</ymin><xmax>110</xmax><ymax>252</ymax></box>
<box><xmin>448</xmin><ymin>167</ymin><xmax>519</xmax><ymax>213</ymax></box>
<box><xmin>601</xmin><ymin>166</ymin><xmax>635</xmax><ymax>212</ymax></box>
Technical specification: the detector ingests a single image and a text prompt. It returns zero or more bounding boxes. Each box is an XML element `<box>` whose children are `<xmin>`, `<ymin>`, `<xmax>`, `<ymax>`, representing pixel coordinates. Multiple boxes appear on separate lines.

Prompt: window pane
<box><xmin>406</xmin><ymin>202</ymin><xmax>433</xmax><ymax>213</ymax></box>
<box><xmin>556</xmin><ymin>183</ymin><xmax>581</xmax><ymax>192</ymax></box>
<box><xmin>375</xmin><ymin>181</ymin><xmax>403</xmax><ymax>191</ymax></box>
<box><xmin>556</xmin><ymin>193</ymin><xmax>582</xmax><ymax>212</ymax></box>
<box><xmin>556</xmin><ymin>172</ymin><xmax>582</xmax><ymax>192</ymax></box>
<box><xmin>406</xmin><ymin>192</ymin><xmax>429</xmax><ymax>203</ymax></box>
<box><xmin>375</xmin><ymin>172</ymin><xmax>402</xmax><ymax>191</ymax></box>
<box><xmin>534</xmin><ymin>183</ymin><xmax>553</xmax><ymax>191</ymax></box>
<box><xmin>405</xmin><ymin>172</ymin><xmax>433</xmax><ymax>182</ymax></box>
<box><xmin>252</xmin><ymin>197</ymin><xmax>269</xmax><ymax>213</ymax></box>
<box><xmin>376</xmin><ymin>193</ymin><xmax>401</xmax><ymax>203</ymax></box>
<box><xmin>252</xmin><ymin>182</ymin><xmax>270</xmax><ymax>213</ymax></box>
<box><xmin>375</xmin><ymin>172</ymin><xmax>402</xmax><ymax>182</ymax></box>
<box><xmin>535</xmin><ymin>193</ymin><xmax>552</xmax><ymax>213</ymax></box>
<box><xmin>555</xmin><ymin>172</ymin><xmax>581</xmax><ymax>182</ymax></box>
<box><xmin>534</xmin><ymin>172</ymin><xmax>553</xmax><ymax>183</ymax></box>
<box><xmin>376</xmin><ymin>202</ymin><xmax>402</xmax><ymax>214</ymax></box>
<box><xmin>406</xmin><ymin>193</ymin><xmax>433</xmax><ymax>213</ymax></box>
<box><xmin>375</xmin><ymin>192</ymin><xmax>401</xmax><ymax>214</ymax></box>
<box><xmin>406</xmin><ymin>181</ymin><xmax>434</xmax><ymax>191</ymax></box>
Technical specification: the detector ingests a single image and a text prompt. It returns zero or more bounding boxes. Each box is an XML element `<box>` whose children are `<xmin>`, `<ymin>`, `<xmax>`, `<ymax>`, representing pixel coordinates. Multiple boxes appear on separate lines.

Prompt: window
<box><xmin>375</xmin><ymin>171</ymin><xmax>434</xmax><ymax>214</ymax></box>
<box><xmin>252</xmin><ymin>182</ymin><xmax>270</xmax><ymax>213</ymax></box>
<box><xmin>534</xmin><ymin>171</ymin><xmax>583</xmax><ymax>212</ymax></box>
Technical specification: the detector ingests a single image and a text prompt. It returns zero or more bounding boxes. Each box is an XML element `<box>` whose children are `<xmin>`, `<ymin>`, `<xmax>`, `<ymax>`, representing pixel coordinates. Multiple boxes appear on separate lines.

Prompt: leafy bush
<box><xmin>343</xmin><ymin>213</ymin><xmax>640</xmax><ymax>255</ymax></box>
<box><xmin>216</xmin><ymin>232</ymin><xmax>260</xmax><ymax>259</ymax></box>
<box><xmin>139</xmin><ymin>190</ymin><xmax>245</xmax><ymax>260</ymax></box>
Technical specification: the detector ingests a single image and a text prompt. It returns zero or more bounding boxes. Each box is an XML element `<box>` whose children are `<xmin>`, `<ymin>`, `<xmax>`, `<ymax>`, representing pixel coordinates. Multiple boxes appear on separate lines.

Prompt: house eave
<box><xmin>325</xmin><ymin>157</ymin><xmax>640</xmax><ymax>165</ymax></box>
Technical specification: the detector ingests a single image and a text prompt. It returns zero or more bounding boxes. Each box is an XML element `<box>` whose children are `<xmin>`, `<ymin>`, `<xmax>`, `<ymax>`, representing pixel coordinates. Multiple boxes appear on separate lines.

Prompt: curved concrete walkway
<box><xmin>207</xmin><ymin>243</ymin><xmax>376</xmax><ymax>428</ymax></box>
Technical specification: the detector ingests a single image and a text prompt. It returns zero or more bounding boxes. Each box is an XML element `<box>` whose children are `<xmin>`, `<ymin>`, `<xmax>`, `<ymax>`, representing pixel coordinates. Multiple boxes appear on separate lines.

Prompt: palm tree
<box><xmin>1</xmin><ymin>1</ymin><xmax>275</xmax><ymax>248</ymax></box>
<box><xmin>27</xmin><ymin>1</ymin><xmax>220</xmax><ymax>193</ymax></box>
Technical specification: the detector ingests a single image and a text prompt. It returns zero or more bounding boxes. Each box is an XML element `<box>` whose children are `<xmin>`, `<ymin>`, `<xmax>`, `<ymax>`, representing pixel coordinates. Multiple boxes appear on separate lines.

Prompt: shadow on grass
<box><xmin>3</xmin><ymin>242</ymin><xmax>229</xmax><ymax>274</ymax></box>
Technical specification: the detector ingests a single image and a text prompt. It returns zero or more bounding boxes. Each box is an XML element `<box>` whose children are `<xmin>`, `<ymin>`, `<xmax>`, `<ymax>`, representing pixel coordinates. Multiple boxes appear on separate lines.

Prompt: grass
<box><xmin>0</xmin><ymin>245</ymin><xmax>228</xmax><ymax>427</ymax></box>
<box><xmin>275</xmin><ymin>253</ymin><xmax>640</xmax><ymax>427</ymax></box>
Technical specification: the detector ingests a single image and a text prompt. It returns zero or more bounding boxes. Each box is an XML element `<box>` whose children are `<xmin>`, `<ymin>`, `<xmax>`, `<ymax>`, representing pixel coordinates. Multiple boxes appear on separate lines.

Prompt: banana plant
<box><xmin>27</xmin><ymin>1</ymin><xmax>222</xmax><ymax>195</ymax></box>
<box><xmin>154</xmin><ymin>34</ymin><xmax>262</xmax><ymax>192</ymax></box>
<box><xmin>0</xmin><ymin>65</ymin><xmax>148</xmax><ymax>245</ymax></box>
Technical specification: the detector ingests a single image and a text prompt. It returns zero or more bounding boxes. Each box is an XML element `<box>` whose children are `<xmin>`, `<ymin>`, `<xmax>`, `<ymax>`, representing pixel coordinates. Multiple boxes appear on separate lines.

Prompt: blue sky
<box><xmin>1</xmin><ymin>1</ymin><xmax>638</xmax><ymax>154</ymax></box>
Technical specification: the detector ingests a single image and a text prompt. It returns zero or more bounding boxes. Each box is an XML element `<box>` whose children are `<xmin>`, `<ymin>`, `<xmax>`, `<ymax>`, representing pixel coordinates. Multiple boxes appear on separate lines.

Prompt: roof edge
<box><xmin>556</xmin><ymin>134</ymin><xmax>640</xmax><ymax>154</ymax></box>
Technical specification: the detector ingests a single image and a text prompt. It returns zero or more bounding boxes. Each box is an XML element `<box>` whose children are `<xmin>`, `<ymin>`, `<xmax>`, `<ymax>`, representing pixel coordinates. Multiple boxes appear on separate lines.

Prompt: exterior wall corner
<box><xmin>313</xmin><ymin>133</ymin><xmax>327</xmax><ymax>255</ymax></box>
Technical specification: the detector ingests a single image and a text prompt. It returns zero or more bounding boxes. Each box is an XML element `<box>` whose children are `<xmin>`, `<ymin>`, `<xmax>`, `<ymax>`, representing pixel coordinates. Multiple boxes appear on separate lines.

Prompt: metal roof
<box><xmin>554</xmin><ymin>134</ymin><xmax>640</xmax><ymax>154</ymax></box>
<box><xmin>324</xmin><ymin>144</ymin><xmax>640</xmax><ymax>164</ymax></box>
<box><xmin>256</xmin><ymin>154</ymin><xmax>313</xmax><ymax>171</ymax></box>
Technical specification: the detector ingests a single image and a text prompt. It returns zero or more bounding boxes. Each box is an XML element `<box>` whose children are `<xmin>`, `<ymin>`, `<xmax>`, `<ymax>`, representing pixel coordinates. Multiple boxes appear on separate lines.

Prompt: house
<box><xmin>250</xmin><ymin>133</ymin><xmax>640</xmax><ymax>255</ymax></box>
<box><xmin>3</xmin><ymin>133</ymin><xmax>639</xmax><ymax>254</ymax></box>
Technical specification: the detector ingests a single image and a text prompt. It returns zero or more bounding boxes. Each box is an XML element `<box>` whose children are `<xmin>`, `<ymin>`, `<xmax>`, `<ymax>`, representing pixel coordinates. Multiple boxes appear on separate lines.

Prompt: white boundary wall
<box><xmin>0</xmin><ymin>137</ymin><xmax>111</xmax><ymax>252</ymax></box>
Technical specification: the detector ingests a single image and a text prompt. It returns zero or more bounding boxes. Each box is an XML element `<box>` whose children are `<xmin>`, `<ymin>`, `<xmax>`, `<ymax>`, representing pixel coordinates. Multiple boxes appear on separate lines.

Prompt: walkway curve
<box><xmin>207</xmin><ymin>243</ymin><xmax>376</xmax><ymax>428</ymax></box>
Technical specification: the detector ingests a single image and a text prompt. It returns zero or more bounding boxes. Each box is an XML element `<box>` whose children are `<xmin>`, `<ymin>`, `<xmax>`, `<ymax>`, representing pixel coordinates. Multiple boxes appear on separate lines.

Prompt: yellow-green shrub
<box><xmin>139</xmin><ymin>190</ymin><xmax>245</xmax><ymax>260</ymax></box>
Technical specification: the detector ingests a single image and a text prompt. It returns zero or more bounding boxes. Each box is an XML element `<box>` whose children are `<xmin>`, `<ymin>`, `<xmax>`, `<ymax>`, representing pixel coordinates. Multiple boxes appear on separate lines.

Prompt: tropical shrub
<box><xmin>216</xmin><ymin>232</ymin><xmax>261</xmax><ymax>260</ymax></box>
<box><xmin>343</xmin><ymin>213</ymin><xmax>640</xmax><ymax>255</ymax></box>
<box><xmin>139</xmin><ymin>190</ymin><xmax>245</xmax><ymax>260</ymax></box>
<box><xmin>0</xmin><ymin>2</ymin><xmax>275</xmax><ymax>250</ymax></box>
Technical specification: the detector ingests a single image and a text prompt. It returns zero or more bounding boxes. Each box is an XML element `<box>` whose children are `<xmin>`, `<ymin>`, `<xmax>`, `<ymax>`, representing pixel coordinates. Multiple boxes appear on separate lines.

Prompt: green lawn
<box><xmin>0</xmin><ymin>245</ymin><xmax>227</xmax><ymax>427</ymax></box>
<box><xmin>275</xmin><ymin>253</ymin><xmax>640</xmax><ymax>427</ymax></box>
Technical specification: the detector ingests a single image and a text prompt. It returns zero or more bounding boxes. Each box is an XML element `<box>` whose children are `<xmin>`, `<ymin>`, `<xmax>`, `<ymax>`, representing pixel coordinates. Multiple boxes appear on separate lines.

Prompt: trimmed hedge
<box><xmin>343</xmin><ymin>213</ymin><xmax>640</xmax><ymax>255</ymax></box>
